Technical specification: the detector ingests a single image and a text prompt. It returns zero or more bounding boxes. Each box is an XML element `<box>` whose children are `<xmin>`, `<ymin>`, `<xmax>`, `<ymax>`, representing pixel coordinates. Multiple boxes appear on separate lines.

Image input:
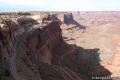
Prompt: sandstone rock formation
<box><xmin>0</xmin><ymin>14</ymin><xmax>83</xmax><ymax>80</ymax></box>
<box><xmin>1</xmin><ymin>12</ymin><xmax>120</xmax><ymax>80</ymax></box>
<box><xmin>57</xmin><ymin>13</ymin><xmax>76</xmax><ymax>24</ymax></box>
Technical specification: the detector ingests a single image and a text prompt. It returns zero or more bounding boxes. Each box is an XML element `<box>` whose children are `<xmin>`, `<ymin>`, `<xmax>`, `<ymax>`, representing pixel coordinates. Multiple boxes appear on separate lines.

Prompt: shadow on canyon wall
<box><xmin>53</xmin><ymin>42</ymin><xmax>112</xmax><ymax>80</ymax></box>
<box><xmin>71</xmin><ymin>44</ymin><xmax>112</xmax><ymax>80</ymax></box>
<box><xmin>72</xmin><ymin>20</ymin><xmax>86</xmax><ymax>29</ymax></box>
<box><xmin>74</xmin><ymin>45</ymin><xmax>112</xmax><ymax>80</ymax></box>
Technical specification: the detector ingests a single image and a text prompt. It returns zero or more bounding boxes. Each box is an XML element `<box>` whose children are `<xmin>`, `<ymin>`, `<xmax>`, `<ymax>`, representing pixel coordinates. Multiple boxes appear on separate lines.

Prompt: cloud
<box><xmin>0</xmin><ymin>0</ymin><xmax>120</xmax><ymax>11</ymax></box>
<box><xmin>0</xmin><ymin>0</ymin><xmax>44</xmax><ymax>6</ymax></box>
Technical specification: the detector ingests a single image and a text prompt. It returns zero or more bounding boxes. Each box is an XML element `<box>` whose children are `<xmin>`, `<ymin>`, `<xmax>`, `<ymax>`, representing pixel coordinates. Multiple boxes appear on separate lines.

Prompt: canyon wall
<box><xmin>0</xmin><ymin>15</ymin><xmax>83</xmax><ymax>80</ymax></box>
<box><xmin>73</xmin><ymin>11</ymin><xmax>120</xmax><ymax>26</ymax></box>
<box><xmin>1</xmin><ymin>12</ymin><xmax>118</xmax><ymax>80</ymax></box>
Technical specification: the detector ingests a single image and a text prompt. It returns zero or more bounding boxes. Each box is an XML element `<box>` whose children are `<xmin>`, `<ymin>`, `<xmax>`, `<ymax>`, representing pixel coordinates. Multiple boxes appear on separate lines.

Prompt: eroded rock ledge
<box><xmin>0</xmin><ymin>15</ymin><xmax>83</xmax><ymax>80</ymax></box>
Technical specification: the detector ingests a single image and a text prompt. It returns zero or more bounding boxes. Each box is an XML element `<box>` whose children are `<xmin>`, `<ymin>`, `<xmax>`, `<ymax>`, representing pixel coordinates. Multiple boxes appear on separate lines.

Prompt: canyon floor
<box><xmin>61</xmin><ymin>22</ymin><xmax>120</xmax><ymax>78</ymax></box>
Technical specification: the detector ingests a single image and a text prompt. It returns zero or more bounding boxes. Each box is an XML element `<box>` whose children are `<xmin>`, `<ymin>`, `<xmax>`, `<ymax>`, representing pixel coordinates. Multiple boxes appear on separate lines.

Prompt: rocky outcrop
<box><xmin>0</xmin><ymin>15</ymin><xmax>83</xmax><ymax>80</ymax></box>
<box><xmin>57</xmin><ymin>13</ymin><xmax>77</xmax><ymax>24</ymax></box>
<box><xmin>0</xmin><ymin>20</ymin><xmax>23</xmax><ymax>80</ymax></box>
<box><xmin>63</xmin><ymin>13</ymin><xmax>74</xmax><ymax>24</ymax></box>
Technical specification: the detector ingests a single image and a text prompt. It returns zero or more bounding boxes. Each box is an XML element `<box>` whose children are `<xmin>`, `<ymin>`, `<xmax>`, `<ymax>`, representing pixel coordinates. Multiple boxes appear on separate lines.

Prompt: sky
<box><xmin>0</xmin><ymin>0</ymin><xmax>120</xmax><ymax>12</ymax></box>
